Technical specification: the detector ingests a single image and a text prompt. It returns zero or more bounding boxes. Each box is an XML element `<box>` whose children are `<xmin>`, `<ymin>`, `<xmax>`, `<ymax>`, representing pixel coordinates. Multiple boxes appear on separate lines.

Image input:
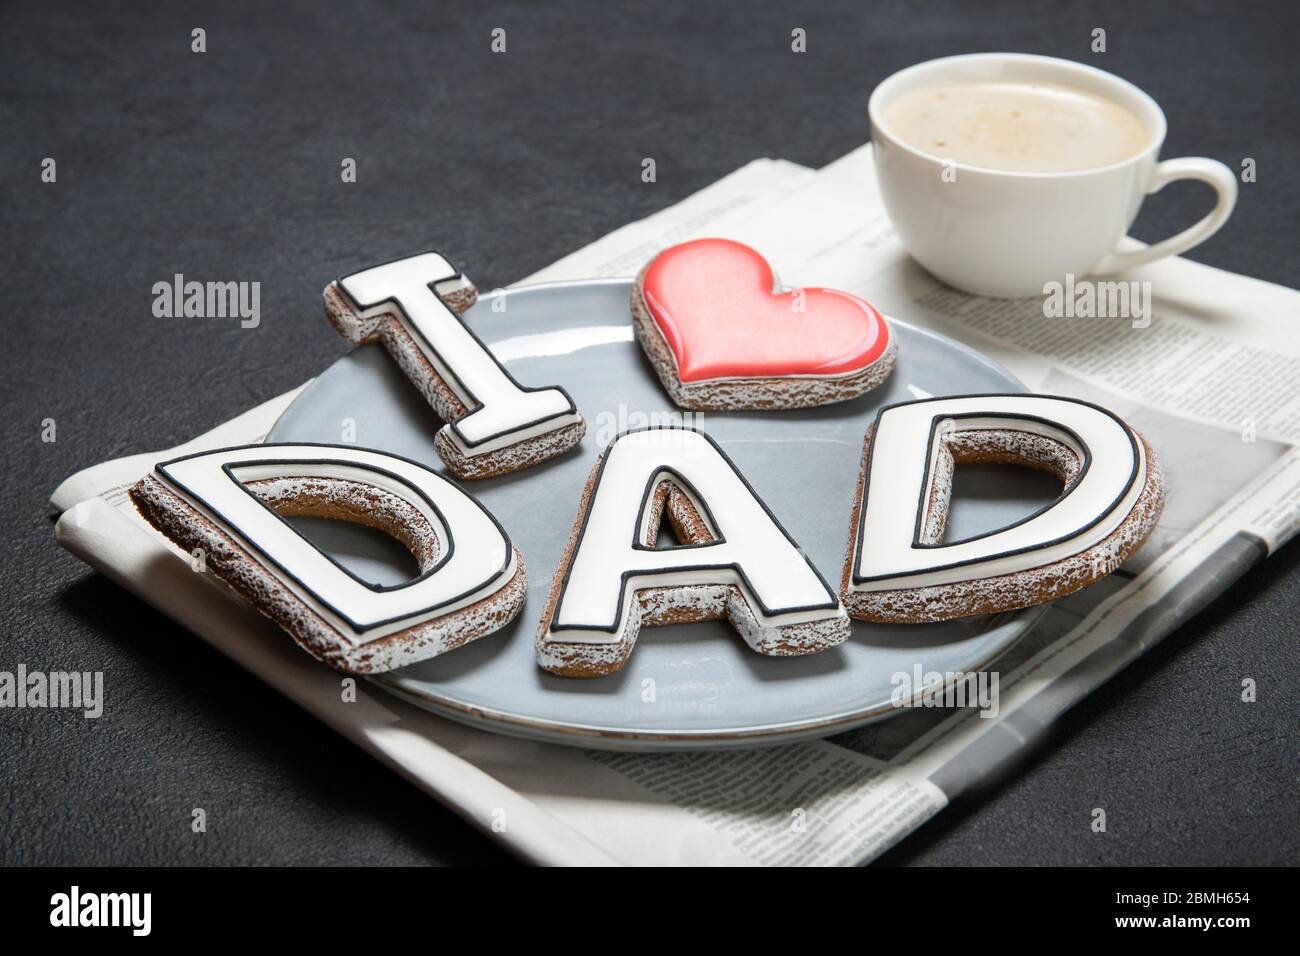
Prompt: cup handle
<box><xmin>1091</xmin><ymin>157</ymin><xmax>1238</xmax><ymax>275</ymax></box>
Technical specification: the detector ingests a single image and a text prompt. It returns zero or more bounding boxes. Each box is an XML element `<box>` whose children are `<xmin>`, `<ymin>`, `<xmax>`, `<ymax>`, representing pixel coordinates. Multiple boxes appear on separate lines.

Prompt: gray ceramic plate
<box><xmin>268</xmin><ymin>278</ymin><xmax>1048</xmax><ymax>750</ymax></box>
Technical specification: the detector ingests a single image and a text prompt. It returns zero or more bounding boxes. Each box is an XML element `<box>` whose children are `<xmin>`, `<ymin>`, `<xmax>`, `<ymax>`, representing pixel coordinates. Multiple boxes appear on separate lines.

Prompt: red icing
<box><xmin>641</xmin><ymin>238</ymin><xmax>890</xmax><ymax>383</ymax></box>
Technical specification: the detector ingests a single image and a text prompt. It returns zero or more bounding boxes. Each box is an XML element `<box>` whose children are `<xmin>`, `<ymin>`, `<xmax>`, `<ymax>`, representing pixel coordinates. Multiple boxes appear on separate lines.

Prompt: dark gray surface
<box><xmin>2</xmin><ymin>0</ymin><xmax>1296</xmax><ymax>865</ymax></box>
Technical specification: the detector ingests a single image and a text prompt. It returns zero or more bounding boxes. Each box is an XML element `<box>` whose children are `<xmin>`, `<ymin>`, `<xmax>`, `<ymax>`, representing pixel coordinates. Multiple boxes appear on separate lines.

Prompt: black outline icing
<box><xmin>153</xmin><ymin>442</ymin><xmax>515</xmax><ymax>635</ymax></box>
<box><xmin>630</xmin><ymin>468</ymin><xmax>720</xmax><ymax>551</ymax></box>
<box><xmin>220</xmin><ymin>458</ymin><xmax>457</xmax><ymax>595</ymax></box>
<box><xmin>910</xmin><ymin>413</ymin><xmax>1088</xmax><ymax>549</ymax></box>
<box><xmin>335</xmin><ymin>251</ymin><xmax>580</xmax><ymax>451</ymax></box>
<box><xmin>547</xmin><ymin>426</ymin><xmax>841</xmax><ymax>638</ymax></box>
<box><xmin>849</xmin><ymin>394</ymin><xmax>1142</xmax><ymax>587</ymax></box>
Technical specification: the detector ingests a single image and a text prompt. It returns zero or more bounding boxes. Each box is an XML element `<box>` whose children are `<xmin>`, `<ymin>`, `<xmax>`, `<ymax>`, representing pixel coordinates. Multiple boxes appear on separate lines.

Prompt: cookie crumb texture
<box><xmin>537</xmin><ymin>454</ymin><xmax>848</xmax><ymax>678</ymax></box>
<box><xmin>323</xmin><ymin>282</ymin><xmax>586</xmax><ymax>479</ymax></box>
<box><xmin>840</xmin><ymin>425</ymin><xmax>1166</xmax><ymax>623</ymax></box>
<box><xmin>129</xmin><ymin>473</ymin><xmax>526</xmax><ymax>673</ymax></box>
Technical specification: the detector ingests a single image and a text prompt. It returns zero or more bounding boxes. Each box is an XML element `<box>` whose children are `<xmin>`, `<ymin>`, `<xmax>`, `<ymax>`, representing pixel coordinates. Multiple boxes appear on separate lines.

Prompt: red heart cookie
<box><xmin>632</xmin><ymin>238</ymin><xmax>896</xmax><ymax>410</ymax></box>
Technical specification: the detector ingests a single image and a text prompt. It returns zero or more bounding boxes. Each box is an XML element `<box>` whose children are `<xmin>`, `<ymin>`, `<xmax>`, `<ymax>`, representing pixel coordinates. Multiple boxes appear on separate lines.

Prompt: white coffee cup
<box><xmin>868</xmin><ymin>53</ymin><xmax>1237</xmax><ymax>298</ymax></box>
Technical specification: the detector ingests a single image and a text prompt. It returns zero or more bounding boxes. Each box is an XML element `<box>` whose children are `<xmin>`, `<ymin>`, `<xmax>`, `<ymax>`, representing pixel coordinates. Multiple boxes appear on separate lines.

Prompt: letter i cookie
<box><xmin>631</xmin><ymin>238</ymin><xmax>897</xmax><ymax>410</ymax></box>
<box><xmin>323</xmin><ymin>251</ymin><xmax>586</xmax><ymax>479</ymax></box>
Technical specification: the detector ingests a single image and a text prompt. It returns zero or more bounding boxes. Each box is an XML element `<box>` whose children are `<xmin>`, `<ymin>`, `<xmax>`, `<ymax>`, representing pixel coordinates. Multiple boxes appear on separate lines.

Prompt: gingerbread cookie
<box><xmin>324</xmin><ymin>252</ymin><xmax>586</xmax><ymax>479</ymax></box>
<box><xmin>129</xmin><ymin>443</ymin><xmax>526</xmax><ymax>673</ymax></box>
<box><xmin>631</xmin><ymin>238</ymin><xmax>897</xmax><ymax>411</ymax></box>
<box><xmin>840</xmin><ymin>394</ymin><xmax>1165</xmax><ymax>623</ymax></box>
<box><xmin>538</xmin><ymin>427</ymin><xmax>849</xmax><ymax>677</ymax></box>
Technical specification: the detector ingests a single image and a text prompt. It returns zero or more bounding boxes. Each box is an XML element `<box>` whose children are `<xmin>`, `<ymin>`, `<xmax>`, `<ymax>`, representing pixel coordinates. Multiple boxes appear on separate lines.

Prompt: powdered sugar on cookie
<box><xmin>324</xmin><ymin>252</ymin><xmax>585</xmax><ymax>478</ymax></box>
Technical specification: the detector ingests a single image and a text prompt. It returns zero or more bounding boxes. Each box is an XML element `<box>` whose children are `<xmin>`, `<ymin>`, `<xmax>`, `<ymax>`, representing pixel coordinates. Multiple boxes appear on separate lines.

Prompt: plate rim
<box><xmin>371</xmin><ymin>603</ymin><xmax>1047</xmax><ymax>751</ymax></box>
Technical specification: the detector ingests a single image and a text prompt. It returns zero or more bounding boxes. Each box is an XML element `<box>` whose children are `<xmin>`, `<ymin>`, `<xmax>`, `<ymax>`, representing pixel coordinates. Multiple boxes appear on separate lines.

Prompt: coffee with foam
<box><xmin>883</xmin><ymin>80</ymin><xmax>1150</xmax><ymax>173</ymax></box>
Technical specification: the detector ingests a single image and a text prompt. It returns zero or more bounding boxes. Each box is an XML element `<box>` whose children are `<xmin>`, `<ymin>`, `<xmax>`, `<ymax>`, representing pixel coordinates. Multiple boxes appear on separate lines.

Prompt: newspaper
<box><xmin>51</xmin><ymin>148</ymin><xmax>1300</xmax><ymax>866</ymax></box>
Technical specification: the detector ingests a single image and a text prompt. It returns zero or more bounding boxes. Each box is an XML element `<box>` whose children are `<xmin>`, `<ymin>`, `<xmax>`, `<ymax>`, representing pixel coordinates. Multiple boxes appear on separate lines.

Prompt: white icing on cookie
<box><xmin>339</xmin><ymin>252</ymin><xmax>581</xmax><ymax>456</ymax></box>
<box><xmin>849</xmin><ymin>394</ymin><xmax>1147</xmax><ymax>592</ymax></box>
<box><xmin>152</xmin><ymin>443</ymin><xmax>518</xmax><ymax>643</ymax></box>
<box><xmin>545</xmin><ymin>428</ymin><xmax>845</xmax><ymax>645</ymax></box>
